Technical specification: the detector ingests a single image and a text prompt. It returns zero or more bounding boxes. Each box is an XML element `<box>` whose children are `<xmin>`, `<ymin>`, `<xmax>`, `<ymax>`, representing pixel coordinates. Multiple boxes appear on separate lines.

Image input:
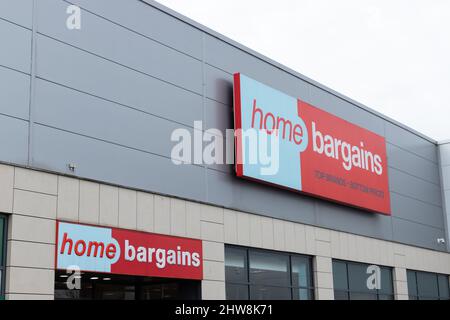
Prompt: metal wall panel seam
<box><xmin>0</xmin><ymin>16</ymin><xmax>32</xmax><ymax>32</ymax></box>
<box><xmin>27</xmin><ymin>0</ymin><xmax>38</xmax><ymax>166</ymax></box>
<box><xmin>32</xmin><ymin>122</ymin><xmax>205</xmax><ymax>170</ymax></box>
<box><xmin>62</xmin><ymin>0</ymin><xmax>202</xmax><ymax>63</ymax></box>
<box><xmin>202</xmin><ymin>32</ymin><xmax>209</xmax><ymax>202</ymax></box>
<box><xmin>0</xmin><ymin>113</ymin><xmax>29</xmax><ymax>123</ymax></box>
<box><xmin>34</xmin><ymin>77</ymin><xmax>197</xmax><ymax>131</ymax></box>
<box><xmin>392</xmin><ymin>216</ymin><xmax>446</xmax><ymax>232</ymax></box>
<box><xmin>37</xmin><ymin>33</ymin><xmax>203</xmax><ymax>97</ymax></box>
<box><xmin>389</xmin><ymin>190</ymin><xmax>442</xmax><ymax>209</ymax></box>
<box><xmin>387</xmin><ymin>166</ymin><xmax>441</xmax><ymax>187</ymax></box>
<box><xmin>0</xmin><ymin>64</ymin><xmax>30</xmax><ymax>77</ymax></box>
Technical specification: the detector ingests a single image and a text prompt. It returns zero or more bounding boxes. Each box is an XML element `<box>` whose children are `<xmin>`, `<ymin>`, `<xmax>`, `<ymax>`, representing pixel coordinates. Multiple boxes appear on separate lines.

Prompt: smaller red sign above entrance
<box><xmin>56</xmin><ymin>221</ymin><xmax>203</xmax><ymax>280</ymax></box>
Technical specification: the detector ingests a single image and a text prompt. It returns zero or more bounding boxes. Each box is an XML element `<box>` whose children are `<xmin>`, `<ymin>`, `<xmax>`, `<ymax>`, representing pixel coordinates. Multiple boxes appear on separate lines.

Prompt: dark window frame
<box><xmin>0</xmin><ymin>215</ymin><xmax>7</xmax><ymax>300</ymax></box>
<box><xmin>332</xmin><ymin>259</ymin><xmax>394</xmax><ymax>300</ymax></box>
<box><xmin>225</xmin><ymin>245</ymin><xmax>315</xmax><ymax>300</ymax></box>
<box><xmin>407</xmin><ymin>270</ymin><xmax>450</xmax><ymax>300</ymax></box>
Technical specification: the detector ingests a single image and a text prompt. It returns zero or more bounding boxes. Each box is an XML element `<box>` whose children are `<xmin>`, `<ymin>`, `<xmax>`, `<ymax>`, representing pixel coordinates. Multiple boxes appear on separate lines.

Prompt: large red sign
<box><xmin>234</xmin><ymin>73</ymin><xmax>391</xmax><ymax>215</ymax></box>
<box><xmin>56</xmin><ymin>221</ymin><xmax>203</xmax><ymax>280</ymax></box>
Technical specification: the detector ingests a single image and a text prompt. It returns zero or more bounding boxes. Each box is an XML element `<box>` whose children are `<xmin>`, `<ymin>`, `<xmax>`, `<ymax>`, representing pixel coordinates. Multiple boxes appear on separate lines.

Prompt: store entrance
<box><xmin>55</xmin><ymin>271</ymin><xmax>201</xmax><ymax>300</ymax></box>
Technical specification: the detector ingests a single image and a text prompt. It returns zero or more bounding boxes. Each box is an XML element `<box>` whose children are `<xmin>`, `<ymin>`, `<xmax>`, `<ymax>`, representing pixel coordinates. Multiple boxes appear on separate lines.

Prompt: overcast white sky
<box><xmin>156</xmin><ymin>0</ymin><xmax>450</xmax><ymax>141</ymax></box>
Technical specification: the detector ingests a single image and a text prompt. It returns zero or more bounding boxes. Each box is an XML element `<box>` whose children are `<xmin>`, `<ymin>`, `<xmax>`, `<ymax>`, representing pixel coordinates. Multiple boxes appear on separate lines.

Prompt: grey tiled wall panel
<box><xmin>0</xmin><ymin>19</ymin><xmax>32</xmax><ymax>74</ymax></box>
<box><xmin>387</xmin><ymin>143</ymin><xmax>440</xmax><ymax>185</ymax></box>
<box><xmin>0</xmin><ymin>115</ymin><xmax>28</xmax><ymax>165</ymax></box>
<box><xmin>34</xmin><ymin>79</ymin><xmax>195</xmax><ymax>160</ymax></box>
<box><xmin>391</xmin><ymin>193</ymin><xmax>445</xmax><ymax>229</ymax></box>
<box><xmin>1</xmin><ymin>0</ymin><xmax>446</xmax><ymax>252</ymax></box>
<box><xmin>388</xmin><ymin>168</ymin><xmax>442</xmax><ymax>206</ymax></box>
<box><xmin>392</xmin><ymin>218</ymin><xmax>445</xmax><ymax>250</ymax></box>
<box><xmin>32</xmin><ymin>124</ymin><xmax>206</xmax><ymax>201</ymax></box>
<box><xmin>0</xmin><ymin>0</ymin><xmax>33</xmax><ymax>29</ymax></box>
<box><xmin>35</xmin><ymin>34</ymin><xmax>203</xmax><ymax>127</ymax></box>
<box><xmin>0</xmin><ymin>67</ymin><xmax>30</xmax><ymax>120</ymax></box>
<box><xmin>37</xmin><ymin>0</ymin><xmax>203</xmax><ymax>95</ymax></box>
<box><xmin>69</xmin><ymin>0</ymin><xmax>203</xmax><ymax>58</ymax></box>
<box><xmin>385</xmin><ymin>122</ymin><xmax>438</xmax><ymax>163</ymax></box>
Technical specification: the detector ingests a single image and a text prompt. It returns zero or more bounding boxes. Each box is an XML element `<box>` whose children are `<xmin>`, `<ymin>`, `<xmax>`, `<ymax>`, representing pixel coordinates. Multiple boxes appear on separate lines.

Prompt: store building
<box><xmin>0</xmin><ymin>0</ymin><xmax>449</xmax><ymax>300</ymax></box>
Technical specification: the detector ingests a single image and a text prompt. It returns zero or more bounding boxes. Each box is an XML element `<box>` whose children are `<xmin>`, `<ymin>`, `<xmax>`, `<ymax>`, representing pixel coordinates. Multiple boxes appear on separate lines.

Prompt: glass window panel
<box><xmin>378</xmin><ymin>294</ymin><xmax>394</xmax><ymax>300</ymax></box>
<box><xmin>292</xmin><ymin>288</ymin><xmax>313</xmax><ymax>300</ymax></box>
<box><xmin>225</xmin><ymin>247</ymin><xmax>248</xmax><ymax>283</ymax></box>
<box><xmin>332</xmin><ymin>261</ymin><xmax>348</xmax><ymax>291</ymax></box>
<box><xmin>416</xmin><ymin>271</ymin><xmax>439</xmax><ymax>298</ymax></box>
<box><xmin>0</xmin><ymin>217</ymin><xmax>4</xmax><ymax>265</ymax></box>
<box><xmin>349</xmin><ymin>292</ymin><xmax>377</xmax><ymax>300</ymax></box>
<box><xmin>418</xmin><ymin>296</ymin><xmax>438</xmax><ymax>300</ymax></box>
<box><xmin>407</xmin><ymin>271</ymin><xmax>417</xmax><ymax>297</ymax></box>
<box><xmin>250</xmin><ymin>285</ymin><xmax>291</xmax><ymax>300</ymax></box>
<box><xmin>291</xmin><ymin>256</ymin><xmax>310</xmax><ymax>288</ymax></box>
<box><xmin>437</xmin><ymin>275</ymin><xmax>450</xmax><ymax>299</ymax></box>
<box><xmin>379</xmin><ymin>267</ymin><xmax>393</xmax><ymax>295</ymax></box>
<box><xmin>347</xmin><ymin>263</ymin><xmax>374</xmax><ymax>293</ymax></box>
<box><xmin>249</xmin><ymin>251</ymin><xmax>290</xmax><ymax>287</ymax></box>
<box><xmin>334</xmin><ymin>290</ymin><xmax>349</xmax><ymax>300</ymax></box>
<box><xmin>226</xmin><ymin>284</ymin><xmax>249</xmax><ymax>300</ymax></box>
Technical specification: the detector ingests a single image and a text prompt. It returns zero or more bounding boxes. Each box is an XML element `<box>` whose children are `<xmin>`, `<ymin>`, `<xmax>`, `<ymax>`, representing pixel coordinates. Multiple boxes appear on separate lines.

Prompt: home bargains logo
<box><xmin>56</xmin><ymin>221</ymin><xmax>203</xmax><ymax>280</ymax></box>
<box><xmin>234</xmin><ymin>73</ymin><xmax>391</xmax><ymax>215</ymax></box>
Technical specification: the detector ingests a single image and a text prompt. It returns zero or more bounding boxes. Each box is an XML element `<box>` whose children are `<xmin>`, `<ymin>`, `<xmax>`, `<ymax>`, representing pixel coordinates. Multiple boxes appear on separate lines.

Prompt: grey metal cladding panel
<box><xmin>392</xmin><ymin>217</ymin><xmax>445</xmax><ymax>251</ymax></box>
<box><xmin>204</xmin><ymin>99</ymin><xmax>234</xmax><ymax>174</ymax></box>
<box><xmin>385</xmin><ymin>122</ymin><xmax>438</xmax><ymax>163</ymax></box>
<box><xmin>0</xmin><ymin>115</ymin><xmax>28</xmax><ymax>165</ymax></box>
<box><xmin>308</xmin><ymin>85</ymin><xmax>385</xmax><ymax>136</ymax></box>
<box><xmin>0</xmin><ymin>0</ymin><xmax>33</xmax><ymax>29</ymax></box>
<box><xmin>387</xmin><ymin>143</ymin><xmax>440</xmax><ymax>185</ymax></box>
<box><xmin>32</xmin><ymin>124</ymin><xmax>207</xmax><ymax>201</ymax></box>
<box><xmin>0</xmin><ymin>66</ymin><xmax>30</xmax><ymax>120</ymax></box>
<box><xmin>34</xmin><ymin>79</ymin><xmax>193</xmax><ymax>160</ymax></box>
<box><xmin>390</xmin><ymin>192</ymin><xmax>444</xmax><ymax>229</ymax></box>
<box><xmin>37</xmin><ymin>0</ymin><xmax>203</xmax><ymax>94</ymax></box>
<box><xmin>204</xmin><ymin>98</ymin><xmax>233</xmax><ymax>136</ymax></box>
<box><xmin>442</xmin><ymin>166</ymin><xmax>450</xmax><ymax>191</ymax></box>
<box><xmin>206</xmin><ymin>169</ymin><xmax>316</xmax><ymax>225</ymax></box>
<box><xmin>316</xmin><ymin>201</ymin><xmax>393</xmax><ymax>240</ymax></box>
<box><xmin>35</xmin><ymin>35</ymin><xmax>203</xmax><ymax>127</ymax></box>
<box><xmin>439</xmin><ymin>143</ymin><xmax>450</xmax><ymax>166</ymax></box>
<box><xmin>205</xmin><ymin>65</ymin><xmax>233</xmax><ymax>106</ymax></box>
<box><xmin>204</xmin><ymin>34</ymin><xmax>310</xmax><ymax>100</ymax></box>
<box><xmin>0</xmin><ymin>19</ymin><xmax>31</xmax><ymax>74</ymax></box>
<box><xmin>69</xmin><ymin>0</ymin><xmax>203</xmax><ymax>58</ymax></box>
<box><xmin>389</xmin><ymin>167</ymin><xmax>442</xmax><ymax>206</ymax></box>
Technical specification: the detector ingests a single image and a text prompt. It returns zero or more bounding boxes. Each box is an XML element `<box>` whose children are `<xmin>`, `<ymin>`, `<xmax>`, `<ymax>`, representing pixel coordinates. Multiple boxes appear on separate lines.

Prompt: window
<box><xmin>54</xmin><ymin>271</ymin><xmax>201</xmax><ymax>300</ymax></box>
<box><xmin>407</xmin><ymin>270</ymin><xmax>450</xmax><ymax>300</ymax></box>
<box><xmin>225</xmin><ymin>246</ymin><xmax>314</xmax><ymax>300</ymax></box>
<box><xmin>332</xmin><ymin>260</ymin><xmax>394</xmax><ymax>300</ymax></box>
<box><xmin>0</xmin><ymin>215</ymin><xmax>6</xmax><ymax>300</ymax></box>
